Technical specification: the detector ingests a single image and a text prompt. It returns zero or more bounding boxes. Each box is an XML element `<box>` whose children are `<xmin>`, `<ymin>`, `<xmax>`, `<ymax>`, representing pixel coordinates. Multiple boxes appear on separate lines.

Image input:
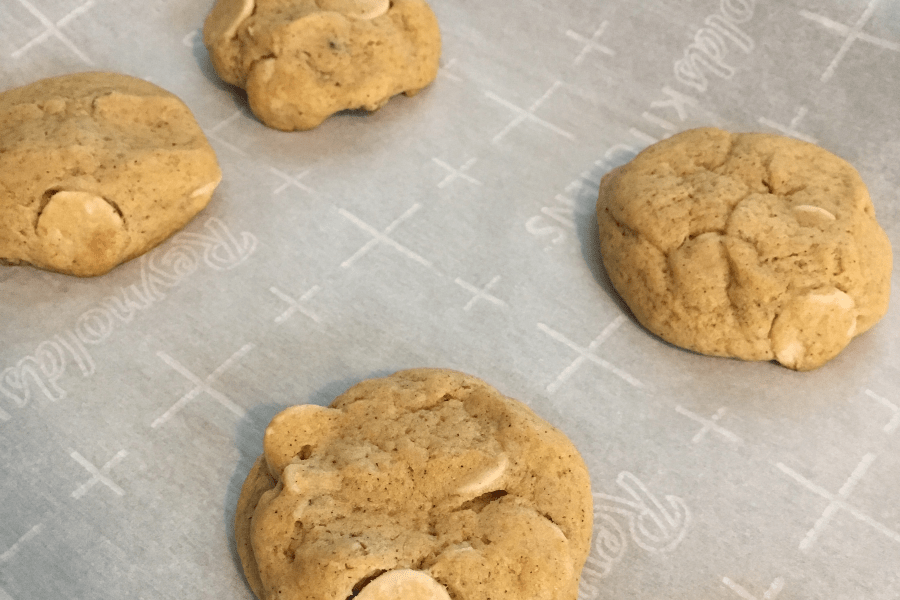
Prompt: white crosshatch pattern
<box><xmin>538</xmin><ymin>316</ymin><xmax>646</xmax><ymax>392</ymax></box>
<box><xmin>777</xmin><ymin>453</ymin><xmax>900</xmax><ymax>552</ymax></box>
<box><xmin>486</xmin><ymin>81</ymin><xmax>577</xmax><ymax>144</ymax></box>
<box><xmin>1</xmin><ymin>0</ymin><xmax>899</xmax><ymax>598</ymax></box>
<box><xmin>68</xmin><ymin>448</ymin><xmax>128</xmax><ymax>499</ymax></box>
<box><xmin>566</xmin><ymin>21</ymin><xmax>616</xmax><ymax>65</ymax></box>
<box><xmin>0</xmin><ymin>525</ymin><xmax>43</xmax><ymax>565</ymax></box>
<box><xmin>864</xmin><ymin>388</ymin><xmax>900</xmax><ymax>434</ymax></box>
<box><xmin>675</xmin><ymin>405</ymin><xmax>744</xmax><ymax>445</ymax></box>
<box><xmin>431</xmin><ymin>156</ymin><xmax>482</xmax><ymax>189</ymax></box>
<box><xmin>799</xmin><ymin>0</ymin><xmax>900</xmax><ymax>82</ymax></box>
<box><xmin>8</xmin><ymin>0</ymin><xmax>96</xmax><ymax>66</ymax></box>
<box><xmin>722</xmin><ymin>576</ymin><xmax>785</xmax><ymax>600</ymax></box>
<box><xmin>151</xmin><ymin>344</ymin><xmax>254</xmax><ymax>429</ymax></box>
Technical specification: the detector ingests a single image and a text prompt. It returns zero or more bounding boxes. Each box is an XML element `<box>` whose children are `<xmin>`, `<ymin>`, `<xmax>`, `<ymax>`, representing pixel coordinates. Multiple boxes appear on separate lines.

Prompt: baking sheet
<box><xmin>1</xmin><ymin>0</ymin><xmax>899</xmax><ymax>598</ymax></box>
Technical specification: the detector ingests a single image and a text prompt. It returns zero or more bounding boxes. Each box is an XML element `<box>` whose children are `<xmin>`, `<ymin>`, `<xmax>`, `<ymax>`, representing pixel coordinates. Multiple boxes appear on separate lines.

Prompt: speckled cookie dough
<box><xmin>0</xmin><ymin>72</ymin><xmax>222</xmax><ymax>277</ymax></box>
<box><xmin>234</xmin><ymin>368</ymin><xmax>593</xmax><ymax>600</ymax></box>
<box><xmin>596</xmin><ymin>127</ymin><xmax>892</xmax><ymax>371</ymax></box>
<box><xmin>203</xmin><ymin>0</ymin><xmax>441</xmax><ymax>131</ymax></box>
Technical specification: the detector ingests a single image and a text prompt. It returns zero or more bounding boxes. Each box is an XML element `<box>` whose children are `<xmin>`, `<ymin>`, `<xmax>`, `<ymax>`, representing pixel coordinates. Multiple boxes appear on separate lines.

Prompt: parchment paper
<box><xmin>1</xmin><ymin>0</ymin><xmax>899</xmax><ymax>598</ymax></box>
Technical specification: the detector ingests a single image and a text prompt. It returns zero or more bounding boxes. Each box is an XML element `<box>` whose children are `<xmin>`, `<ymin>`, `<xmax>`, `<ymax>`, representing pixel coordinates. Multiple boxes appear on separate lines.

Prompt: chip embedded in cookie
<box><xmin>0</xmin><ymin>72</ymin><xmax>222</xmax><ymax>277</ymax></box>
<box><xmin>203</xmin><ymin>0</ymin><xmax>441</xmax><ymax>131</ymax></box>
<box><xmin>234</xmin><ymin>368</ymin><xmax>593</xmax><ymax>600</ymax></box>
<box><xmin>596</xmin><ymin>127</ymin><xmax>893</xmax><ymax>370</ymax></box>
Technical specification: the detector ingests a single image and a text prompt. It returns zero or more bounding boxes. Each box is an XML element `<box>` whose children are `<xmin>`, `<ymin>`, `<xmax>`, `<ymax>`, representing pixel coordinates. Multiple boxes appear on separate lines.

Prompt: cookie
<box><xmin>203</xmin><ymin>0</ymin><xmax>441</xmax><ymax>131</ymax></box>
<box><xmin>0</xmin><ymin>72</ymin><xmax>222</xmax><ymax>277</ymax></box>
<box><xmin>596</xmin><ymin>127</ymin><xmax>892</xmax><ymax>370</ymax></box>
<box><xmin>234</xmin><ymin>368</ymin><xmax>593</xmax><ymax>600</ymax></box>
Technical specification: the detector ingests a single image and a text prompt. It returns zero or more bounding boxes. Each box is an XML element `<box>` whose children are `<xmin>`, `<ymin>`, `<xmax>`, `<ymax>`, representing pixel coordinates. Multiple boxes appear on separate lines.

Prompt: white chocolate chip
<box><xmin>354</xmin><ymin>570</ymin><xmax>451</xmax><ymax>600</ymax></box>
<box><xmin>190</xmin><ymin>180</ymin><xmax>220</xmax><ymax>199</ymax></box>
<box><xmin>204</xmin><ymin>0</ymin><xmax>255</xmax><ymax>44</ymax></box>
<box><xmin>770</xmin><ymin>288</ymin><xmax>858</xmax><ymax>370</ymax></box>
<box><xmin>454</xmin><ymin>453</ymin><xmax>508</xmax><ymax>497</ymax></box>
<box><xmin>809</xmin><ymin>289</ymin><xmax>858</xmax><ymax>337</ymax></box>
<box><xmin>42</xmin><ymin>98</ymin><xmax>67</xmax><ymax>114</ymax></box>
<box><xmin>36</xmin><ymin>191</ymin><xmax>127</xmax><ymax>265</ymax></box>
<box><xmin>793</xmin><ymin>204</ymin><xmax>836</xmax><ymax>227</ymax></box>
<box><xmin>808</xmin><ymin>288</ymin><xmax>855</xmax><ymax>310</ymax></box>
<box><xmin>282</xmin><ymin>462</ymin><xmax>340</xmax><ymax>496</ymax></box>
<box><xmin>253</xmin><ymin>57</ymin><xmax>277</xmax><ymax>85</ymax></box>
<box><xmin>773</xmin><ymin>339</ymin><xmax>804</xmax><ymax>369</ymax></box>
<box><xmin>264</xmin><ymin>404</ymin><xmax>341</xmax><ymax>476</ymax></box>
<box><xmin>317</xmin><ymin>0</ymin><xmax>390</xmax><ymax>20</ymax></box>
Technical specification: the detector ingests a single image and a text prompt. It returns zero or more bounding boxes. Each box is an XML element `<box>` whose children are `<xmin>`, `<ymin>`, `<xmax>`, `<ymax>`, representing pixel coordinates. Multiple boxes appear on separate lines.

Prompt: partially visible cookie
<box><xmin>203</xmin><ymin>0</ymin><xmax>441</xmax><ymax>131</ymax></box>
<box><xmin>596</xmin><ymin>127</ymin><xmax>892</xmax><ymax>370</ymax></box>
<box><xmin>0</xmin><ymin>72</ymin><xmax>222</xmax><ymax>277</ymax></box>
<box><xmin>235</xmin><ymin>368</ymin><xmax>593</xmax><ymax>600</ymax></box>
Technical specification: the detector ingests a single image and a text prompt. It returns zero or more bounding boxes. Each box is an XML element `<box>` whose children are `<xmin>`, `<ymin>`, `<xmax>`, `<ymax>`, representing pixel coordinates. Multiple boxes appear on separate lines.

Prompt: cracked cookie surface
<box><xmin>234</xmin><ymin>368</ymin><xmax>593</xmax><ymax>600</ymax></box>
<box><xmin>203</xmin><ymin>0</ymin><xmax>441</xmax><ymax>131</ymax></box>
<box><xmin>596</xmin><ymin>127</ymin><xmax>892</xmax><ymax>370</ymax></box>
<box><xmin>0</xmin><ymin>72</ymin><xmax>222</xmax><ymax>277</ymax></box>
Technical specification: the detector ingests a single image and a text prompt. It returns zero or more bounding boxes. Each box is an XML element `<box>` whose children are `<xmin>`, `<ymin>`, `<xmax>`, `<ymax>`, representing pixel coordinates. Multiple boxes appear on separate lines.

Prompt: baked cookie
<box><xmin>596</xmin><ymin>127</ymin><xmax>892</xmax><ymax>371</ymax></box>
<box><xmin>235</xmin><ymin>368</ymin><xmax>593</xmax><ymax>600</ymax></box>
<box><xmin>0</xmin><ymin>72</ymin><xmax>222</xmax><ymax>277</ymax></box>
<box><xmin>203</xmin><ymin>0</ymin><xmax>441</xmax><ymax>131</ymax></box>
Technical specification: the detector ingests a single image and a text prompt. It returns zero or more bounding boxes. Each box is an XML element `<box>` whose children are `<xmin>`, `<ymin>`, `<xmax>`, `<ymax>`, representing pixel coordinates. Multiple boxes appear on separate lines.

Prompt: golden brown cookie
<box><xmin>0</xmin><ymin>72</ymin><xmax>222</xmax><ymax>277</ymax></box>
<box><xmin>596</xmin><ymin>127</ymin><xmax>892</xmax><ymax>370</ymax></box>
<box><xmin>203</xmin><ymin>0</ymin><xmax>441</xmax><ymax>131</ymax></box>
<box><xmin>235</xmin><ymin>368</ymin><xmax>593</xmax><ymax>600</ymax></box>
